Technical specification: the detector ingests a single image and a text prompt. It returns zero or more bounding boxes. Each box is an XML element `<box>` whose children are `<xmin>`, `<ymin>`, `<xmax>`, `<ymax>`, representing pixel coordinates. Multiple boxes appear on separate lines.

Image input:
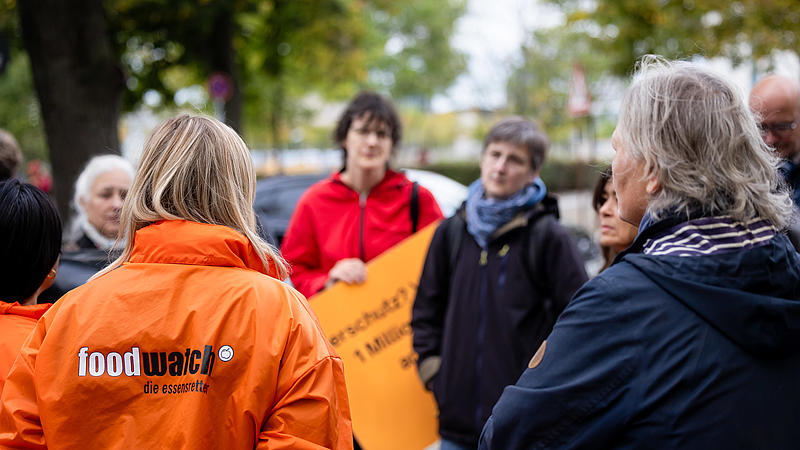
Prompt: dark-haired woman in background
<box><xmin>592</xmin><ymin>167</ymin><xmax>638</xmax><ymax>272</ymax></box>
<box><xmin>0</xmin><ymin>180</ymin><xmax>61</xmax><ymax>392</ymax></box>
<box><xmin>281</xmin><ymin>91</ymin><xmax>443</xmax><ymax>298</ymax></box>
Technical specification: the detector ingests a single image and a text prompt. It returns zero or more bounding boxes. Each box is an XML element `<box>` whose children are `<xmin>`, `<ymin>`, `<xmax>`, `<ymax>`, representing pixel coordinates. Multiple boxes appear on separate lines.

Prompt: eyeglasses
<box><xmin>758</xmin><ymin>120</ymin><xmax>798</xmax><ymax>137</ymax></box>
<box><xmin>352</xmin><ymin>127</ymin><xmax>391</xmax><ymax>140</ymax></box>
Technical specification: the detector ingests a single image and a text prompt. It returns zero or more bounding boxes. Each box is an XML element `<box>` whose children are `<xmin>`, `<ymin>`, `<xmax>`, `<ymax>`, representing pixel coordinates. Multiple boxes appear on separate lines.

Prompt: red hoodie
<box><xmin>281</xmin><ymin>170</ymin><xmax>442</xmax><ymax>298</ymax></box>
<box><xmin>0</xmin><ymin>302</ymin><xmax>51</xmax><ymax>393</ymax></box>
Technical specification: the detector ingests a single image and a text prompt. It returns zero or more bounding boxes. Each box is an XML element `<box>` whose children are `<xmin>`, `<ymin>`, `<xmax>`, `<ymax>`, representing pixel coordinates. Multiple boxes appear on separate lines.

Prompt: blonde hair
<box><xmin>617</xmin><ymin>56</ymin><xmax>793</xmax><ymax>228</ymax></box>
<box><xmin>96</xmin><ymin>114</ymin><xmax>288</xmax><ymax>279</ymax></box>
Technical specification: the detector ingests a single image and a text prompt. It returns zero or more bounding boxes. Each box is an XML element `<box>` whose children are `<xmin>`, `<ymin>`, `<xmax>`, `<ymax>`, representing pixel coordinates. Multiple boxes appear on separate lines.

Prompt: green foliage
<box><xmin>0</xmin><ymin>53</ymin><xmax>47</xmax><ymax>162</ymax></box>
<box><xmin>107</xmin><ymin>0</ymin><xmax>466</xmax><ymax>148</ymax></box>
<box><xmin>400</xmin><ymin>109</ymin><xmax>460</xmax><ymax>149</ymax></box>
<box><xmin>506</xmin><ymin>27</ymin><xmax>617</xmax><ymax>143</ymax></box>
<box><xmin>421</xmin><ymin>161</ymin><xmax>480</xmax><ymax>186</ymax></box>
<box><xmin>365</xmin><ymin>0</ymin><xmax>467</xmax><ymax>107</ymax></box>
<box><xmin>545</xmin><ymin>0</ymin><xmax>800</xmax><ymax>75</ymax></box>
<box><xmin>539</xmin><ymin>158</ymin><xmax>604</xmax><ymax>192</ymax></box>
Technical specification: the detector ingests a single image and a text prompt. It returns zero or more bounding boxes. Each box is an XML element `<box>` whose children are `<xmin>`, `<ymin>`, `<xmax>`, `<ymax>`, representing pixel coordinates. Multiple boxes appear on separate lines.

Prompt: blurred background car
<box><xmin>254</xmin><ymin>169</ymin><xmax>468</xmax><ymax>247</ymax></box>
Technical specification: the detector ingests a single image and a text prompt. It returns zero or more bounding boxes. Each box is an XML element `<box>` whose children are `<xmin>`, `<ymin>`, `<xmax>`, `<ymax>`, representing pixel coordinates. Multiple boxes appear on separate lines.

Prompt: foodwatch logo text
<box><xmin>77</xmin><ymin>345</ymin><xmax>228</xmax><ymax>377</ymax></box>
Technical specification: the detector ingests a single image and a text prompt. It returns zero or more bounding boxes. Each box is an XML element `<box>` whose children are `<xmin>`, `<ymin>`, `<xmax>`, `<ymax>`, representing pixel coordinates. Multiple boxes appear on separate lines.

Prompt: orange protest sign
<box><xmin>310</xmin><ymin>221</ymin><xmax>440</xmax><ymax>450</ymax></box>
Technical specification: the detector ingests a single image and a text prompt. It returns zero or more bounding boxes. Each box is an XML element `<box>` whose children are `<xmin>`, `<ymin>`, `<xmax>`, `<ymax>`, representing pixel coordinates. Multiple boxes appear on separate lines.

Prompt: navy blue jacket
<box><xmin>479</xmin><ymin>216</ymin><xmax>800</xmax><ymax>449</ymax></box>
<box><xmin>413</xmin><ymin>197</ymin><xmax>588</xmax><ymax>446</ymax></box>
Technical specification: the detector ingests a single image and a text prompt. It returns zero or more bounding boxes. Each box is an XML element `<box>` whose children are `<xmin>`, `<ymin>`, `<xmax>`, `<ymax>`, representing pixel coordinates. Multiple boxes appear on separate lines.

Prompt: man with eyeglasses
<box><xmin>750</xmin><ymin>75</ymin><xmax>800</xmax><ymax>207</ymax></box>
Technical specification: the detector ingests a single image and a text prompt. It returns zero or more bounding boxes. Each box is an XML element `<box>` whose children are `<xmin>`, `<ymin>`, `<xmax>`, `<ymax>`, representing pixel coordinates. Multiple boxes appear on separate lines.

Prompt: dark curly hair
<box><xmin>332</xmin><ymin>91</ymin><xmax>401</xmax><ymax>169</ymax></box>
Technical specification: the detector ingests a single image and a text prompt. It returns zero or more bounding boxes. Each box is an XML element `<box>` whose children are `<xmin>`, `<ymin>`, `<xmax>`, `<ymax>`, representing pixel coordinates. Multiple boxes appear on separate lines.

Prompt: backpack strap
<box><xmin>410</xmin><ymin>181</ymin><xmax>419</xmax><ymax>234</ymax></box>
<box><xmin>444</xmin><ymin>213</ymin><xmax>465</xmax><ymax>274</ymax></box>
<box><xmin>521</xmin><ymin>213</ymin><xmax>556</xmax><ymax>323</ymax></box>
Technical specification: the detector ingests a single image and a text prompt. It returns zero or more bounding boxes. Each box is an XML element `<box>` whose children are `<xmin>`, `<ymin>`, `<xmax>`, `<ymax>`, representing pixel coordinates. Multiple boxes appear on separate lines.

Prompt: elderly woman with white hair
<box><xmin>68</xmin><ymin>154</ymin><xmax>135</xmax><ymax>250</ymax></box>
<box><xmin>479</xmin><ymin>57</ymin><xmax>800</xmax><ymax>449</ymax></box>
<box><xmin>37</xmin><ymin>155</ymin><xmax>134</xmax><ymax>302</ymax></box>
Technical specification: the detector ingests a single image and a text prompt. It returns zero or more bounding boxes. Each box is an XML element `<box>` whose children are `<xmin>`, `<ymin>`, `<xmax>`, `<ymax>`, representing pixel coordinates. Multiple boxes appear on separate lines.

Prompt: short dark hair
<box><xmin>483</xmin><ymin>116</ymin><xmax>549</xmax><ymax>172</ymax></box>
<box><xmin>0</xmin><ymin>129</ymin><xmax>22</xmax><ymax>180</ymax></box>
<box><xmin>592</xmin><ymin>166</ymin><xmax>613</xmax><ymax>212</ymax></box>
<box><xmin>332</xmin><ymin>91</ymin><xmax>402</xmax><ymax>153</ymax></box>
<box><xmin>0</xmin><ymin>179</ymin><xmax>62</xmax><ymax>303</ymax></box>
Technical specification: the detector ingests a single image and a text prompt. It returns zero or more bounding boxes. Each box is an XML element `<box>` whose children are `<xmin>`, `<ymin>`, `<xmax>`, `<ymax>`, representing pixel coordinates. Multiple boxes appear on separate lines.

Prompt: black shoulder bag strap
<box><xmin>445</xmin><ymin>214</ymin><xmax>465</xmax><ymax>275</ymax></box>
<box><xmin>522</xmin><ymin>214</ymin><xmax>556</xmax><ymax>324</ymax></box>
<box><xmin>410</xmin><ymin>181</ymin><xmax>419</xmax><ymax>233</ymax></box>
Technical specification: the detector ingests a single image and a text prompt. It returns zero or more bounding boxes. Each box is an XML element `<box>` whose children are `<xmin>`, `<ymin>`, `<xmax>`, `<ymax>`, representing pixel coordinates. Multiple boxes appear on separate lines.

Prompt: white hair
<box><xmin>616</xmin><ymin>56</ymin><xmax>794</xmax><ymax>228</ymax></box>
<box><xmin>73</xmin><ymin>154</ymin><xmax>135</xmax><ymax>217</ymax></box>
<box><xmin>70</xmin><ymin>154</ymin><xmax>135</xmax><ymax>247</ymax></box>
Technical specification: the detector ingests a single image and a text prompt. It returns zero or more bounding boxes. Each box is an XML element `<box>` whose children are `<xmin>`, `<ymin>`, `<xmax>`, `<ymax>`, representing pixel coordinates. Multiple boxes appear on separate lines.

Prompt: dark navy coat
<box><xmin>480</xmin><ymin>216</ymin><xmax>800</xmax><ymax>449</ymax></box>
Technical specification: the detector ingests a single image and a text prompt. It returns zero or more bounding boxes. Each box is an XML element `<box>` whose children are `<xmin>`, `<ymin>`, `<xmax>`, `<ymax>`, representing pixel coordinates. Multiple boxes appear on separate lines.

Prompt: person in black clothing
<box><xmin>411</xmin><ymin>116</ymin><xmax>588</xmax><ymax>449</ymax></box>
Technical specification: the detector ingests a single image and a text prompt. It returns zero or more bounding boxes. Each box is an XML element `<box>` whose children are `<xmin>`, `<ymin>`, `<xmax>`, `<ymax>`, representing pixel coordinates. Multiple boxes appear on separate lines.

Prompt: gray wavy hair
<box><xmin>616</xmin><ymin>56</ymin><xmax>794</xmax><ymax>228</ymax></box>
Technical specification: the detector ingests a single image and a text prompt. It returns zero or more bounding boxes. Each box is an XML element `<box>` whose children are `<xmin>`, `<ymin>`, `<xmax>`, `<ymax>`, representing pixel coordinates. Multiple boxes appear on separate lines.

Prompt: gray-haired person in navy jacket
<box><xmin>480</xmin><ymin>57</ymin><xmax>800</xmax><ymax>449</ymax></box>
<box><xmin>411</xmin><ymin>116</ymin><xmax>589</xmax><ymax>449</ymax></box>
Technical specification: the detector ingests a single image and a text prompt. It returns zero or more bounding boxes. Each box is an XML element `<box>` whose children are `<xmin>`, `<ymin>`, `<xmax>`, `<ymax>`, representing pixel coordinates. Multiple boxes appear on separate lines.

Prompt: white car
<box><xmin>403</xmin><ymin>168</ymin><xmax>468</xmax><ymax>217</ymax></box>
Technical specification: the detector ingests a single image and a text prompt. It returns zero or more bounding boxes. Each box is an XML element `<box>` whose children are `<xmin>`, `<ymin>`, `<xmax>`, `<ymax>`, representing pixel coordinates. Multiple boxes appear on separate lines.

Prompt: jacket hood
<box><xmin>128</xmin><ymin>220</ymin><xmax>280</xmax><ymax>279</ymax></box>
<box><xmin>0</xmin><ymin>302</ymin><xmax>52</xmax><ymax>320</ymax></box>
<box><xmin>621</xmin><ymin>218</ymin><xmax>800</xmax><ymax>359</ymax></box>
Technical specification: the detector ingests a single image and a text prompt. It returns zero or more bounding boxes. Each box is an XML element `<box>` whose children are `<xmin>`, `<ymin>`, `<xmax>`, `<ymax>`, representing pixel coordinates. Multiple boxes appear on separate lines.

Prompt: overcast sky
<box><xmin>431</xmin><ymin>0</ymin><xmax>564</xmax><ymax>112</ymax></box>
<box><xmin>431</xmin><ymin>0</ymin><xmax>800</xmax><ymax>113</ymax></box>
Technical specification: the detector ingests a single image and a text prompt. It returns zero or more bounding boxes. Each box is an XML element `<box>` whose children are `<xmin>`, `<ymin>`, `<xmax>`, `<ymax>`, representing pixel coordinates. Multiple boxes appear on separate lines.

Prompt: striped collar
<box><xmin>642</xmin><ymin>216</ymin><xmax>776</xmax><ymax>257</ymax></box>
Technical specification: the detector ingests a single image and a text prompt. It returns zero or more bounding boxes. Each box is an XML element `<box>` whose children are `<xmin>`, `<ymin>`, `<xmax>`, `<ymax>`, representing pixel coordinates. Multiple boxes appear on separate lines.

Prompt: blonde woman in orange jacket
<box><xmin>0</xmin><ymin>115</ymin><xmax>353</xmax><ymax>449</ymax></box>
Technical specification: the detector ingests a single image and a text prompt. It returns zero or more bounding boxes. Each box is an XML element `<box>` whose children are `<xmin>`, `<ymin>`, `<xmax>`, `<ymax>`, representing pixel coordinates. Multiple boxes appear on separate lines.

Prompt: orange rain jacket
<box><xmin>0</xmin><ymin>303</ymin><xmax>51</xmax><ymax>394</ymax></box>
<box><xmin>0</xmin><ymin>220</ymin><xmax>353</xmax><ymax>449</ymax></box>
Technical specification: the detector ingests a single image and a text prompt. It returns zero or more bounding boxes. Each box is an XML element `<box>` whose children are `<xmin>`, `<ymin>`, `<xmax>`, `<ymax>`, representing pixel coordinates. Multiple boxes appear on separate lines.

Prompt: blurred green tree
<box><xmin>0</xmin><ymin>0</ymin><xmax>467</xmax><ymax>216</ymax></box>
<box><xmin>111</xmin><ymin>0</ymin><xmax>466</xmax><ymax>147</ymax></box>
<box><xmin>506</xmin><ymin>27</ymin><xmax>616</xmax><ymax>143</ymax></box>
<box><xmin>365</xmin><ymin>0</ymin><xmax>467</xmax><ymax>109</ymax></box>
<box><xmin>545</xmin><ymin>0</ymin><xmax>799</xmax><ymax>74</ymax></box>
<box><xmin>0</xmin><ymin>53</ymin><xmax>47</xmax><ymax>163</ymax></box>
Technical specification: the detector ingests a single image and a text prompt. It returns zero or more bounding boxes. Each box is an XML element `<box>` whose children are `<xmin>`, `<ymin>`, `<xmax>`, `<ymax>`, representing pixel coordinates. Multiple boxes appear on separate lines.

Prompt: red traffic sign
<box><xmin>208</xmin><ymin>72</ymin><xmax>233</xmax><ymax>102</ymax></box>
<box><xmin>567</xmin><ymin>63</ymin><xmax>591</xmax><ymax>118</ymax></box>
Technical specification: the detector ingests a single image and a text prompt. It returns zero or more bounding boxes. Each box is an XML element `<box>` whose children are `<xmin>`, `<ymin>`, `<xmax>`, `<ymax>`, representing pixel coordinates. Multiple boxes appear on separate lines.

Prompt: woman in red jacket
<box><xmin>0</xmin><ymin>115</ymin><xmax>352</xmax><ymax>449</ymax></box>
<box><xmin>0</xmin><ymin>180</ymin><xmax>60</xmax><ymax>393</ymax></box>
<box><xmin>281</xmin><ymin>92</ymin><xmax>443</xmax><ymax>298</ymax></box>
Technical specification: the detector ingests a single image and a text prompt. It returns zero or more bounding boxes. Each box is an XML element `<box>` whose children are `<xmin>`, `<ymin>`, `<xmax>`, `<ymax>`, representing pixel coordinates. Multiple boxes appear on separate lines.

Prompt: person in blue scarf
<box><xmin>411</xmin><ymin>117</ymin><xmax>588</xmax><ymax>450</ymax></box>
<box><xmin>480</xmin><ymin>57</ymin><xmax>800</xmax><ymax>449</ymax></box>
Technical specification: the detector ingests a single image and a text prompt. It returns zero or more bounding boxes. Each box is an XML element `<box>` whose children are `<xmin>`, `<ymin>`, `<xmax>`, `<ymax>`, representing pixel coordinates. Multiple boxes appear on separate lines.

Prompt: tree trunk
<box><xmin>18</xmin><ymin>0</ymin><xmax>123</xmax><ymax>220</ymax></box>
<box><xmin>208</xmin><ymin>7</ymin><xmax>241</xmax><ymax>132</ymax></box>
<box><xmin>265</xmin><ymin>0</ymin><xmax>288</xmax><ymax>149</ymax></box>
<box><xmin>269</xmin><ymin>82</ymin><xmax>284</xmax><ymax>149</ymax></box>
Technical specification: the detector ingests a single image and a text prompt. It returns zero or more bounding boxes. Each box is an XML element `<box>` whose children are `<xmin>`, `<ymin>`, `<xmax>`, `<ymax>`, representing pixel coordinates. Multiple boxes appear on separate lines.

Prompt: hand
<box><xmin>326</xmin><ymin>258</ymin><xmax>367</xmax><ymax>287</ymax></box>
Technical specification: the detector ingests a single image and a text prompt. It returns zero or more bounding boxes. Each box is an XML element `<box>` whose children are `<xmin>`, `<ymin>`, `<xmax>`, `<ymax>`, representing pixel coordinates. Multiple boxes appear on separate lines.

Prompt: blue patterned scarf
<box><xmin>465</xmin><ymin>178</ymin><xmax>547</xmax><ymax>249</ymax></box>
